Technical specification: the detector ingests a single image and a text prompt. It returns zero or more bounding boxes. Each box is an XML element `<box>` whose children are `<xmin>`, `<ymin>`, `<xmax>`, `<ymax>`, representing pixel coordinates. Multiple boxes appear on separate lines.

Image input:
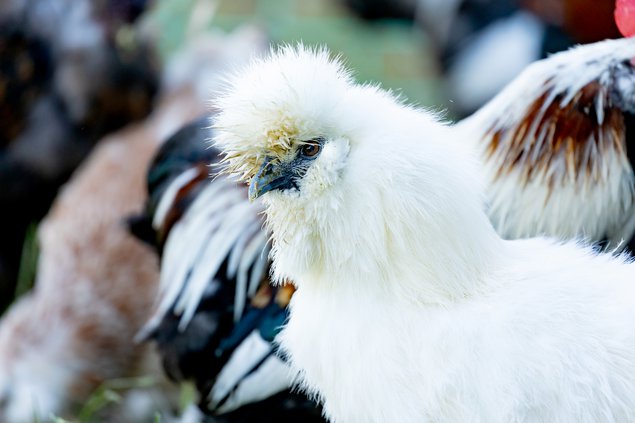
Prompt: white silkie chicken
<box><xmin>212</xmin><ymin>46</ymin><xmax>635</xmax><ymax>423</ymax></box>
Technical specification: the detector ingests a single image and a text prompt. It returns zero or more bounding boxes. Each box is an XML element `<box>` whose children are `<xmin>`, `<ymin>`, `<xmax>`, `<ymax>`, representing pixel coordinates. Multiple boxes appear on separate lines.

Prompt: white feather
<box><xmin>209</xmin><ymin>331</ymin><xmax>291</xmax><ymax>414</ymax></box>
<box><xmin>152</xmin><ymin>167</ymin><xmax>200</xmax><ymax>232</ymax></box>
<box><xmin>227</xmin><ymin>220</ymin><xmax>260</xmax><ymax>279</ymax></box>
<box><xmin>233</xmin><ymin>230</ymin><xmax>269</xmax><ymax>322</ymax></box>
<box><xmin>175</xmin><ymin>198</ymin><xmax>263</xmax><ymax>327</ymax></box>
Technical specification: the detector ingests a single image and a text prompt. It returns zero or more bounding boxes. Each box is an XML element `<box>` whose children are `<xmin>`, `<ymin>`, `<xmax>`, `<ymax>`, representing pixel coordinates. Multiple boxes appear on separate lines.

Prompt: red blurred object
<box><xmin>616</xmin><ymin>0</ymin><xmax>635</xmax><ymax>37</ymax></box>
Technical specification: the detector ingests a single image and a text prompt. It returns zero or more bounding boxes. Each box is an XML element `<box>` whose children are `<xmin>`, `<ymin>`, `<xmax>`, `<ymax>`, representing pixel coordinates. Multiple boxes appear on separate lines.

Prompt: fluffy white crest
<box><xmin>213</xmin><ymin>45</ymin><xmax>355</xmax><ymax>180</ymax></box>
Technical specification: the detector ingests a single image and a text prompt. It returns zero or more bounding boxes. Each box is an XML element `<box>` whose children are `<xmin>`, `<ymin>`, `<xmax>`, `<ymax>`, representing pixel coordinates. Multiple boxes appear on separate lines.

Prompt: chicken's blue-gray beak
<box><xmin>248</xmin><ymin>157</ymin><xmax>293</xmax><ymax>201</ymax></box>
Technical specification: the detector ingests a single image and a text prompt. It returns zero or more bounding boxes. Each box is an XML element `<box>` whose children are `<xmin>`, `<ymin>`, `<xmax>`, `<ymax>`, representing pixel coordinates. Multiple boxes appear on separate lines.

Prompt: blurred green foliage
<box><xmin>14</xmin><ymin>223</ymin><xmax>38</xmax><ymax>301</ymax></box>
<box><xmin>149</xmin><ymin>0</ymin><xmax>444</xmax><ymax>108</ymax></box>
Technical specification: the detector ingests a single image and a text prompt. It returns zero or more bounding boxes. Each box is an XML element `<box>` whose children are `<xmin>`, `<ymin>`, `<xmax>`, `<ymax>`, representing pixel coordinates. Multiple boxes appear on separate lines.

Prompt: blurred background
<box><xmin>0</xmin><ymin>0</ymin><xmax>623</xmax><ymax>421</ymax></box>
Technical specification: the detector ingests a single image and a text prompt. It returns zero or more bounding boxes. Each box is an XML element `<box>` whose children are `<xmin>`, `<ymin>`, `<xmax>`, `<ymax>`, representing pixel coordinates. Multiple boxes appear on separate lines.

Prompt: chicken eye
<box><xmin>300</xmin><ymin>141</ymin><xmax>321</xmax><ymax>158</ymax></box>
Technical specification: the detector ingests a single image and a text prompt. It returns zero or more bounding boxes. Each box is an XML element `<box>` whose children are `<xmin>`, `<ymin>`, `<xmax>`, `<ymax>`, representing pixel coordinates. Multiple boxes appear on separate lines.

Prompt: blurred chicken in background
<box><xmin>0</xmin><ymin>65</ymin><xmax>201</xmax><ymax>423</ymax></box>
<box><xmin>126</xmin><ymin>4</ymin><xmax>324</xmax><ymax>419</ymax></box>
<box><xmin>0</xmin><ymin>106</ymin><xmax>169</xmax><ymax>422</ymax></box>
<box><xmin>0</xmin><ymin>0</ymin><xmax>158</xmax><ymax>312</ymax></box>
<box><xmin>130</xmin><ymin>119</ymin><xmax>325</xmax><ymax>423</ymax></box>
<box><xmin>0</xmin><ymin>2</ymin><xmax>270</xmax><ymax>421</ymax></box>
<box><xmin>459</xmin><ymin>35</ymin><xmax>635</xmax><ymax>250</ymax></box>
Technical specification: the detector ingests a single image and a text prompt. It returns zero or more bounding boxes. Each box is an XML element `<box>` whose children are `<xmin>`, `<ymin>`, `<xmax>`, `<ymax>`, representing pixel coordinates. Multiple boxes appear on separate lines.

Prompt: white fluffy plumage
<box><xmin>213</xmin><ymin>45</ymin><xmax>635</xmax><ymax>423</ymax></box>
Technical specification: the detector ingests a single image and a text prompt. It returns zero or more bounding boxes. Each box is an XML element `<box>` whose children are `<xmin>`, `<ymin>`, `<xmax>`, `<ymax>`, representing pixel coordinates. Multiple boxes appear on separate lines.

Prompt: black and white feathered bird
<box><xmin>457</xmin><ymin>35</ymin><xmax>635</xmax><ymax>249</ymax></box>
<box><xmin>213</xmin><ymin>45</ymin><xmax>635</xmax><ymax>423</ymax></box>
<box><xmin>130</xmin><ymin>117</ymin><xmax>324</xmax><ymax>422</ymax></box>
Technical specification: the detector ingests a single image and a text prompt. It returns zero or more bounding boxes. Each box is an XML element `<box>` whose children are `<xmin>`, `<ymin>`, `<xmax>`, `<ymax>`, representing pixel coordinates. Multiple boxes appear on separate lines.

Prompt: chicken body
<box><xmin>0</xmin><ymin>88</ymin><xmax>201</xmax><ymax>423</ymax></box>
<box><xmin>282</xmin><ymin>238</ymin><xmax>635</xmax><ymax>423</ymax></box>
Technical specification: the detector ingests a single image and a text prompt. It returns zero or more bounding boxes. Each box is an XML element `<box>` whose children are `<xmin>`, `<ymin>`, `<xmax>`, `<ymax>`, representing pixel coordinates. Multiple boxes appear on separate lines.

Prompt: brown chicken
<box><xmin>0</xmin><ymin>85</ymin><xmax>203</xmax><ymax>422</ymax></box>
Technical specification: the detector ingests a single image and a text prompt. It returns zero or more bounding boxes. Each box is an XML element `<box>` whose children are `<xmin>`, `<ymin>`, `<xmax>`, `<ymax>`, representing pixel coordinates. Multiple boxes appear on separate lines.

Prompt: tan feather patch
<box><xmin>485</xmin><ymin>80</ymin><xmax>629</xmax><ymax>191</ymax></box>
<box><xmin>219</xmin><ymin>115</ymin><xmax>302</xmax><ymax>181</ymax></box>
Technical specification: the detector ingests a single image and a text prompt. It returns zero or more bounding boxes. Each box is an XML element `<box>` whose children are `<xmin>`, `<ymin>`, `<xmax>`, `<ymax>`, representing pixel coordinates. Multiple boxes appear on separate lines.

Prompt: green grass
<box><xmin>14</xmin><ymin>223</ymin><xmax>39</xmax><ymax>300</ymax></box>
<box><xmin>76</xmin><ymin>376</ymin><xmax>157</xmax><ymax>423</ymax></box>
<box><xmin>48</xmin><ymin>377</ymin><xmax>196</xmax><ymax>423</ymax></box>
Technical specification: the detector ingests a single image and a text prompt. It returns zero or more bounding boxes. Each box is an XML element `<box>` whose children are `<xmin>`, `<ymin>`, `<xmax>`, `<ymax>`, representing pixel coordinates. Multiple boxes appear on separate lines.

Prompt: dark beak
<box><xmin>248</xmin><ymin>157</ymin><xmax>293</xmax><ymax>201</ymax></box>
